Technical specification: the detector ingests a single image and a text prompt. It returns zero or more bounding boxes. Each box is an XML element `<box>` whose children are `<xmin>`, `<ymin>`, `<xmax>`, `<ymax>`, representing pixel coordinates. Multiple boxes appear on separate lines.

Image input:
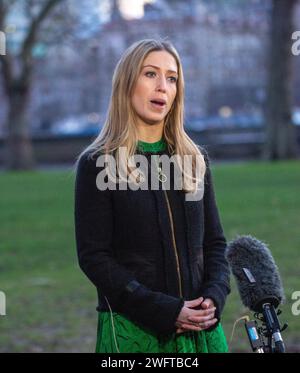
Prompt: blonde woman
<box><xmin>74</xmin><ymin>39</ymin><xmax>230</xmax><ymax>353</ymax></box>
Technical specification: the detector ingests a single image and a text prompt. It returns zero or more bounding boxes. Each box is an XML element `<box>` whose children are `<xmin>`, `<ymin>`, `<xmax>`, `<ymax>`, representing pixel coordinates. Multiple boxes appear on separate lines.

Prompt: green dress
<box><xmin>95</xmin><ymin>138</ymin><xmax>228</xmax><ymax>353</ymax></box>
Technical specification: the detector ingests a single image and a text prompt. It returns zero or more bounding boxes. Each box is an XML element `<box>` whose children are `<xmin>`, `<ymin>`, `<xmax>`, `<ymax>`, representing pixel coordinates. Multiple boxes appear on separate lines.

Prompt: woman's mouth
<box><xmin>150</xmin><ymin>99</ymin><xmax>167</xmax><ymax>111</ymax></box>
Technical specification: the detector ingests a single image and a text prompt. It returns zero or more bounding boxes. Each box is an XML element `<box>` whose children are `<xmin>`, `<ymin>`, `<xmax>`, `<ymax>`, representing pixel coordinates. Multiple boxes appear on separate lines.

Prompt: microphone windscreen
<box><xmin>226</xmin><ymin>235</ymin><xmax>285</xmax><ymax>312</ymax></box>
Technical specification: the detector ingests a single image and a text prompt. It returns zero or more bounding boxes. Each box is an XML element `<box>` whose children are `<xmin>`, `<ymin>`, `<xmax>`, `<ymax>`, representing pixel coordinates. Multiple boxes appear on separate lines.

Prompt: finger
<box><xmin>175</xmin><ymin>321</ymin><xmax>185</xmax><ymax>329</ymax></box>
<box><xmin>188</xmin><ymin>307</ymin><xmax>216</xmax><ymax>320</ymax></box>
<box><xmin>181</xmin><ymin>317</ymin><xmax>218</xmax><ymax>331</ymax></box>
<box><xmin>201</xmin><ymin>301</ymin><xmax>209</xmax><ymax>309</ymax></box>
<box><xmin>180</xmin><ymin>323</ymin><xmax>202</xmax><ymax>332</ymax></box>
<box><xmin>201</xmin><ymin>298</ymin><xmax>215</xmax><ymax>309</ymax></box>
<box><xmin>201</xmin><ymin>301</ymin><xmax>213</xmax><ymax>309</ymax></box>
<box><xmin>188</xmin><ymin>310</ymin><xmax>216</xmax><ymax>323</ymax></box>
<box><xmin>185</xmin><ymin>297</ymin><xmax>203</xmax><ymax>308</ymax></box>
<box><xmin>187</xmin><ymin>308</ymin><xmax>215</xmax><ymax>322</ymax></box>
<box><xmin>186</xmin><ymin>297</ymin><xmax>203</xmax><ymax>306</ymax></box>
<box><xmin>188</xmin><ymin>313</ymin><xmax>216</xmax><ymax>324</ymax></box>
<box><xmin>199</xmin><ymin>318</ymin><xmax>218</xmax><ymax>330</ymax></box>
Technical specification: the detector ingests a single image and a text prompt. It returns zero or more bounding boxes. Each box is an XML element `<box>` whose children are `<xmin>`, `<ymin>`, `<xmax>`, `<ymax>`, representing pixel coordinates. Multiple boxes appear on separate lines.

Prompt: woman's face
<box><xmin>131</xmin><ymin>50</ymin><xmax>178</xmax><ymax>128</ymax></box>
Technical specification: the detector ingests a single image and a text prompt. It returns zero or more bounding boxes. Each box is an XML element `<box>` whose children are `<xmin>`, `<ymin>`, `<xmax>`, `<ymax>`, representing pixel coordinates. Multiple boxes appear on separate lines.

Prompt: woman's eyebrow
<box><xmin>142</xmin><ymin>64</ymin><xmax>178</xmax><ymax>75</ymax></box>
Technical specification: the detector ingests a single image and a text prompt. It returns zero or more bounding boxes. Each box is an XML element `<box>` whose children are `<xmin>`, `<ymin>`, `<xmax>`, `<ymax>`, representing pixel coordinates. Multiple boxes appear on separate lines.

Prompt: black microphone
<box><xmin>226</xmin><ymin>235</ymin><xmax>286</xmax><ymax>353</ymax></box>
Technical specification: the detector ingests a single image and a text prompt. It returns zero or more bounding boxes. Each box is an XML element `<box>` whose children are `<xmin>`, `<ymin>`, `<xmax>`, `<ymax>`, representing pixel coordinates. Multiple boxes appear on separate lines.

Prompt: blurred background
<box><xmin>0</xmin><ymin>0</ymin><xmax>299</xmax><ymax>352</ymax></box>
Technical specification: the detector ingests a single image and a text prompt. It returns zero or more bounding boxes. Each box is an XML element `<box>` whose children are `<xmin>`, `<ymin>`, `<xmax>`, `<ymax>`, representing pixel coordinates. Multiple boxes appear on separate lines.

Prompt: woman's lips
<box><xmin>150</xmin><ymin>100</ymin><xmax>167</xmax><ymax>111</ymax></box>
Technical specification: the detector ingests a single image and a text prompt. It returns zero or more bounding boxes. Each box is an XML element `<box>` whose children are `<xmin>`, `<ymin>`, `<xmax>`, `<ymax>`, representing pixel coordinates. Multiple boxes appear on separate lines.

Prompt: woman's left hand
<box><xmin>176</xmin><ymin>298</ymin><xmax>216</xmax><ymax>334</ymax></box>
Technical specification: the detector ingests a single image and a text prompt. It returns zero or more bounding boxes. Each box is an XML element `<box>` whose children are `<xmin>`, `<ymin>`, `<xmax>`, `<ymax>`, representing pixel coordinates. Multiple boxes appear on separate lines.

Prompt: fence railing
<box><xmin>0</xmin><ymin>126</ymin><xmax>299</xmax><ymax>165</ymax></box>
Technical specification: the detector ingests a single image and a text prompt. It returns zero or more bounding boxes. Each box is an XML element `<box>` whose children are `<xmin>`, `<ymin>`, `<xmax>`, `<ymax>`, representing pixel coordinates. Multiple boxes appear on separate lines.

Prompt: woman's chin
<box><xmin>141</xmin><ymin>114</ymin><xmax>166</xmax><ymax>126</ymax></box>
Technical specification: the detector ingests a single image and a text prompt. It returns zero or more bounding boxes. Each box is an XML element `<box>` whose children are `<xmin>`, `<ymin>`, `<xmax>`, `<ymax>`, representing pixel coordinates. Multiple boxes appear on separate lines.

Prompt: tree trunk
<box><xmin>5</xmin><ymin>85</ymin><xmax>35</xmax><ymax>170</ymax></box>
<box><xmin>263</xmin><ymin>0</ymin><xmax>298</xmax><ymax>160</ymax></box>
<box><xmin>1</xmin><ymin>0</ymin><xmax>65</xmax><ymax>171</ymax></box>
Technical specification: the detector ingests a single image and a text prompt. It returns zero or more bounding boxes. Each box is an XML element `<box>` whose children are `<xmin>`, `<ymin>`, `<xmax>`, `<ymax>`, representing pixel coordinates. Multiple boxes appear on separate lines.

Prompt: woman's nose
<box><xmin>156</xmin><ymin>76</ymin><xmax>167</xmax><ymax>92</ymax></box>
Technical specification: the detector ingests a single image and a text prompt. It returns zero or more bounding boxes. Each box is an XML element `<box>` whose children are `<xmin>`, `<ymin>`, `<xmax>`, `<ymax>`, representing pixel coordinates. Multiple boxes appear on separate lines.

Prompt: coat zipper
<box><xmin>163</xmin><ymin>189</ymin><xmax>183</xmax><ymax>298</ymax></box>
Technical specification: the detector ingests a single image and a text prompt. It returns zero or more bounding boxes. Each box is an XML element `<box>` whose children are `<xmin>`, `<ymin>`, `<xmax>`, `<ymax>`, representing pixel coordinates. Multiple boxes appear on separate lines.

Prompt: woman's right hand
<box><xmin>175</xmin><ymin>297</ymin><xmax>218</xmax><ymax>334</ymax></box>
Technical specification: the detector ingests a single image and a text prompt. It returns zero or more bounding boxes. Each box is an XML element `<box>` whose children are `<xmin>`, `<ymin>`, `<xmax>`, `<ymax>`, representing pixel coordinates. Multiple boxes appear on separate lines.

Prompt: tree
<box><xmin>264</xmin><ymin>0</ymin><xmax>298</xmax><ymax>160</ymax></box>
<box><xmin>0</xmin><ymin>0</ymin><xmax>65</xmax><ymax>170</ymax></box>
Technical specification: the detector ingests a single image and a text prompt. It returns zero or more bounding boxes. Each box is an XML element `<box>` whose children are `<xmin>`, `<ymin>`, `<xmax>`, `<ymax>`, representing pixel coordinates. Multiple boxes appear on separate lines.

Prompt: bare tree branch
<box><xmin>37</xmin><ymin>1</ymin><xmax>78</xmax><ymax>47</ymax></box>
<box><xmin>20</xmin><ymin>0</ymin><xmax>64</xmax><ymax>62</ymax></box>
<box><xmin>18</xmin><ymin>0</ymin><xmax>65</xmax><ymax>84</ymax></box>
<box><xmin>1</xmin><ymin>0</ymin><xmax>75</xmax><ymax>170</ymax></box>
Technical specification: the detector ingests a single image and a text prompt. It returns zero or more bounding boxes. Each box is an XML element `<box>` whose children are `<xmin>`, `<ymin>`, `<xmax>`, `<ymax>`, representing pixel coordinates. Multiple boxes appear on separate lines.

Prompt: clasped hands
<box><xmin>175</xmin><ymin>297</ymin><xmax>217</xmax><ymax>334</ymax></box>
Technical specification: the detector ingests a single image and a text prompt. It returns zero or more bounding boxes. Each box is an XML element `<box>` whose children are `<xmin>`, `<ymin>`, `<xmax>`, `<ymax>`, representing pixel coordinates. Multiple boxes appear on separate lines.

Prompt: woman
<box><xmin>74</xmin><ymin>39</ymin><xmax>230</xmax><ymax>353</ymax></box>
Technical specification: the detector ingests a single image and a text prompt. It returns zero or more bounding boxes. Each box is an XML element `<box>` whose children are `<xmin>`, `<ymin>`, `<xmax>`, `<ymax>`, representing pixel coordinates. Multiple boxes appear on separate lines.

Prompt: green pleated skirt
<box><xmin>95</xmin><ymin>311</ymin><xmax>228</xmax><ymax>353</ymax></box>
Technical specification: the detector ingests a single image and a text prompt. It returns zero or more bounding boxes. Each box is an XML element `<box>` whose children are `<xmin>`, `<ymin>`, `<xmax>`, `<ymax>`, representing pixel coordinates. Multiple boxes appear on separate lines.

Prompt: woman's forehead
<box><xmin>142</xmin><ymin>51</ymin><xmax>178</xmax><ymax>73</ymax></box>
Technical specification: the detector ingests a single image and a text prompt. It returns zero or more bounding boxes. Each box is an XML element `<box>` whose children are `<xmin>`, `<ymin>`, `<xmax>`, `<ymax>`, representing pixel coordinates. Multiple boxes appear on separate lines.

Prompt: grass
<box><xmin>0</xmin><ymin>160</ymin><xmax>299</xmax><ymax>352</ymax></box>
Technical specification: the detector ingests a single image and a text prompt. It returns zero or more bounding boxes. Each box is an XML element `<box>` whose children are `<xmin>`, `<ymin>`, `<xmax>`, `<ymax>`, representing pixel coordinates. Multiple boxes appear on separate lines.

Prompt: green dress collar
<box><xmin>137</xmin><ymin>138</ymin><xmax>167</xmax><ymax>153</ymax></box>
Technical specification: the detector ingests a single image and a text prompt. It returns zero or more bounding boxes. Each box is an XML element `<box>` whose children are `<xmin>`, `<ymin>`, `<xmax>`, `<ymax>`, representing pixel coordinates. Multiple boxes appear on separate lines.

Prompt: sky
<box><xmin>119</xmin><ymin>0</ymin><xmax>155</xmax><ymax>20</ymax></box>
<box><xmin>97</xmin><ymin>0</ymin><xmax>156</xmax><ymax>22</ymax></box>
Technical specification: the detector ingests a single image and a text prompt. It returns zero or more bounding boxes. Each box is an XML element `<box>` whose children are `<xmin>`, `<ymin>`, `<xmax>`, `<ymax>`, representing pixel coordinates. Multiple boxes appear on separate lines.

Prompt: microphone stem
<box><xmin>262</xmin><ymin>303</ymin><xmax>285</xmax><ymax>353</ymax></box>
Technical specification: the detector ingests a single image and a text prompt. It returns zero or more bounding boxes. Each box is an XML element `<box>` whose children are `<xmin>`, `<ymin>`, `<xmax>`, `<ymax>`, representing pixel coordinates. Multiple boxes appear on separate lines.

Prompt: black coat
<box><xmin>74</xmin><ymin>146</ymin><xmax>230</xmax><ymax>335</ymax></box>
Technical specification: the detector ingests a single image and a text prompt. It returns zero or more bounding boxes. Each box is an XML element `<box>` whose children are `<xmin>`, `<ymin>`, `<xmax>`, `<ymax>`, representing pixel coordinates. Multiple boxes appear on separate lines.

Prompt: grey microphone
<box><xmin>226</xmin><ymin>235</ymin><xmax>286</xmax><ymax>353</ymax></box>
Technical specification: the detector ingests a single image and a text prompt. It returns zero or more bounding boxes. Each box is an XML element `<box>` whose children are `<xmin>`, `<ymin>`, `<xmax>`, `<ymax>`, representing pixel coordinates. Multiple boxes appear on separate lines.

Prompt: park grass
<box><xmin>0</xmin><ymin>160</ymin><xmax>299</xmax><ymax>352</ymax></box>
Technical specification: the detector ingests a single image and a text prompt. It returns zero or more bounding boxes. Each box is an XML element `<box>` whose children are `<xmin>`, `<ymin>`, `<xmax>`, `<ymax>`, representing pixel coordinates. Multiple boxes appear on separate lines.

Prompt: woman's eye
<box><xmin>145</xmin><ymin>71</ymin><xmax>156</xmax><ymax>78</ymax></box>
<box><xmin>144</xmin><ymin>71</ymin><xmax>177</xmax><ymax>83</ymax></box>
<box><xmin>168</xmin><ymin>76</ymin><xmax>177</xmax><ymax>83</ymax></box>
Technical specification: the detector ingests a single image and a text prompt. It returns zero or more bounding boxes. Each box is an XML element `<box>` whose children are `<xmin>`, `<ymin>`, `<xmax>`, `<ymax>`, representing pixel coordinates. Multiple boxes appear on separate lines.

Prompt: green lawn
<box><xmin>0</xmin><ymin>160</ymin><xmax>299</xmax><ymax>352</ymax></box>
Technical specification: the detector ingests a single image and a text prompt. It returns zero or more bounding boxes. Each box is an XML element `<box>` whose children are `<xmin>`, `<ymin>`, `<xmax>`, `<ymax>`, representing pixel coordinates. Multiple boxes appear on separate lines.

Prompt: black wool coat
<box><xmin>74</xmin><ymin>146</ymin><xmax>230</xmax><ymax>335</ymax></box>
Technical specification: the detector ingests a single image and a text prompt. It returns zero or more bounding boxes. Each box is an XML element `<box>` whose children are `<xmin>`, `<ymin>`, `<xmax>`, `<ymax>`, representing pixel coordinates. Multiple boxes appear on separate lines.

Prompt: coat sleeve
<box><xmin>74</xmin><ymin>151</ymin><xmax>184</xmax><ymax>335</ymax></box>
<box><xmin>199</xmin><ymin>149</ymin><xmax>231</xmax><ymax>329</ymax></box>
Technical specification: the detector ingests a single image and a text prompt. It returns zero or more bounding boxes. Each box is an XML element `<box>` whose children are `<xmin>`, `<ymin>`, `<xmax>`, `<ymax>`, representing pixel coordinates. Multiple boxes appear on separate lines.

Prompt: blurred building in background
<box><xmin>96</xmin><ymin>0</ymin><xmax>270</xmax><ymax>124</ymax></box>
<box><xmin>0</xmin><ymin>0</ymin><xmax>300</xmax><ymax>137</ymax></box>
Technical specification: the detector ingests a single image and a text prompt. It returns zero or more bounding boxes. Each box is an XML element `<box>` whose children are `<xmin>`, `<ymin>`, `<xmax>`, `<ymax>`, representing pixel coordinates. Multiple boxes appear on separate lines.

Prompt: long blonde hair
<box><xmin>77</xmin><ymin>38</ymin><xmax>206</xmax><ymax>193</ymax></box>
